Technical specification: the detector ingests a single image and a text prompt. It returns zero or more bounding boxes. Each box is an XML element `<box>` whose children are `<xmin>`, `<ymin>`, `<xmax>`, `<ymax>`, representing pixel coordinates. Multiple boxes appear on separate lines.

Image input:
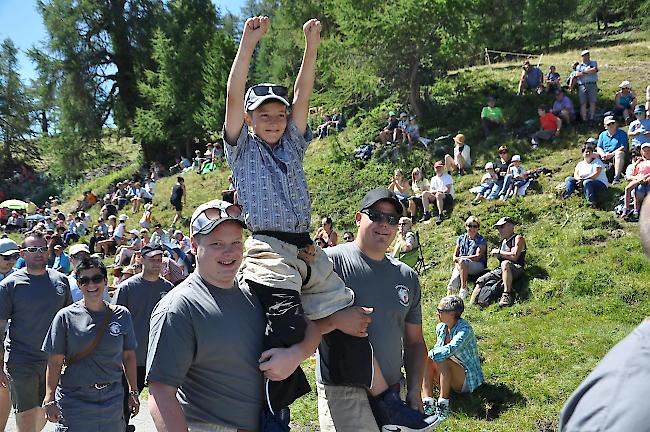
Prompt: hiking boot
<box><xmin>420</xmin><ymin>212</ymin><xmax>432</xmax><ymax>222</ymax></box>
<box><xmin>373</xmin><ymin>390</ymin><xmax>439</xmax><ymax>432</ymax></box>
<box><xmin>459</xmin><ymin>288</ymin><xmax>469</xmax><ymax>300</ymax></box>
<box><xmin>435</xmin><ymin>214</ymin><xmax>444</xmax><ymax>225</ymax></box>
<box><xmin>498</xmin><ymin>292</ymin><xmax>514</xmax><ymax>307</ymax></box>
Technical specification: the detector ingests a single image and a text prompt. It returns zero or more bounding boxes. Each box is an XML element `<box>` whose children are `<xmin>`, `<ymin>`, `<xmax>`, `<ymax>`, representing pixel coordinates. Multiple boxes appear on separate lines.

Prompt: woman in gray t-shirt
<box><xmin>42</xmin><ymin>257</ymin><xmax>139</xmax><ymax>432</ymax></box>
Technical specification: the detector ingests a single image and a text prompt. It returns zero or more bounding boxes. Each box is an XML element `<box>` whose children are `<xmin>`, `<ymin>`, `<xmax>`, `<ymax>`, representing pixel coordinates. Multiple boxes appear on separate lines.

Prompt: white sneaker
<box><xmin>458</xmin><ymin>288</ymin><xmax>468</xmax><ymax>300</ymax></box>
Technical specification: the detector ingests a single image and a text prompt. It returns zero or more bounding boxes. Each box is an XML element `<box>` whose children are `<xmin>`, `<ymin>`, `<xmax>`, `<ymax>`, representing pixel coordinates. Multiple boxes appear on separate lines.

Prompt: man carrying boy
<box><xmin>224</xmin><ymin>16</ymin><xmax>435</xmax><ymax>431</ymax></box>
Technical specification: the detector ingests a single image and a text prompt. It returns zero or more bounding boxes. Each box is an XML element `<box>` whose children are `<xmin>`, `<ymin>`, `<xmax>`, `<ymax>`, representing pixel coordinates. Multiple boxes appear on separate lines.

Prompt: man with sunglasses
<box><xmin>0</xmin><ymin>231</ymin><xmax>71</xmax><ymax>432</ymax></box>
<box><xmin>224</xmin><ymin>17</ymin><xmax>435</xmax><ymax>431</ymax></box>
<box><xmin>0</xmin><ymin>239</ymin><xmax>19</xmax><ymax>283</ymax></box>
<box><xmin>318</xmin><ymin>188</ymin><xmax>434</xmax><ymax>431</ymax></box>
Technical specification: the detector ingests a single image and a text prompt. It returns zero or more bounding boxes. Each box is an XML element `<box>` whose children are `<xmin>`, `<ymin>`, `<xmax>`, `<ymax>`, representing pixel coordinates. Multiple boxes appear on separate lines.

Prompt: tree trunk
<box><xmin>40</xmin><ymin>110</ymin><xmax>48</xmax><ymax>135</ymax></box>
<box><xmin>408</xmin><ymin>60</ymin><xmax>423</xmax><ymax>119</ymax></box>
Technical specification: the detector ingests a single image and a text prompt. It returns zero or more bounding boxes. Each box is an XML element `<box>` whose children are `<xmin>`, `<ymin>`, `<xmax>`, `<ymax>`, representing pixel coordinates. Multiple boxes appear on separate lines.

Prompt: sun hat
<box><xmin>641</xmin><ymin>143</ymin><xmax>650</xmax><ymax>149</ymax></box>
<box><xmin>118</xmin><ymin>214</ymin><xmax>129</xmax><ymax>221</ymax></box>
<box><xmin>585</xmin><ymin>137</ymin><xmax>598</xmax><ymax>145</ymax></box>
<box><xmin>190</xmin><ymin>200</ymin><xmax>246</xmax><ymax>236</ymax></box>
<box><xmin>129</xmin><ymin>229</ymin><xmax>140</xmax><ymax>236</ymax></box>
<box><xmin>512</xmin><ymin>154</ymin><xmax>521</xmax><ymax>162</ymax></box>
<box><xmin>485</xmin><ymin>162</ymin><xmax>494</xmax><ymax>169</ymax></box>
<box><xmin>604</xmin><ymin>116</ymin><xmax>616</xmax><ymax>125</ymax></box>
<box><xmin>453</xmin><ymin>134</ymin><xmax>465</xmax><ymax>145</ymax></box>
<box><xmin>244</xmin><ymin>83</ymin><xmax>290</xmax><ymax>111</ymax></box>
<box><xmin>399</xmin><ymin>112</ymin><xmax>407</xmax><ymax>118</ymax></box>
<box><xmin>580</xmin><ymin>49</ymin><xmax>590</xmax><ymax>56</ymax></box>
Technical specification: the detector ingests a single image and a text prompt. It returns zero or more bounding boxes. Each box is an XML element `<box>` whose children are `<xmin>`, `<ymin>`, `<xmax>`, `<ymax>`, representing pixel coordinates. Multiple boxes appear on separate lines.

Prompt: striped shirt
<box><xmin>224</xmin><ymin>118</ymin><xmax>312</xmax><ymax>233</ymax></box>
<box><xmin>430</xmin><ymin>318</ymin><xmax>484</xmax><ymax>393</ymax></box>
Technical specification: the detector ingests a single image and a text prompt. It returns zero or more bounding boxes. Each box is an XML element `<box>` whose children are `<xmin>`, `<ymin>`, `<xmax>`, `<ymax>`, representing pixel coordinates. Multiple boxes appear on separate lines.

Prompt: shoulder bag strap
<box><xmin>66</xmin><ymin>303</ymin><xmax>116</xmax><ymax>366</ymax></box>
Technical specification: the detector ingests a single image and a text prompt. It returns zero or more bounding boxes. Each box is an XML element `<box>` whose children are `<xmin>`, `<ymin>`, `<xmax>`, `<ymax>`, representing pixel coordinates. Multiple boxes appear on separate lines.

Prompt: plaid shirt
<box><xmin>224</xmin><ymin>118</ymin><xmax>312</xmax><ymax>233</ymax></box>
<box><xmin>430</xmin><ymin>319</ymin><xmax>484</xmax><ymax>392</ymax></box>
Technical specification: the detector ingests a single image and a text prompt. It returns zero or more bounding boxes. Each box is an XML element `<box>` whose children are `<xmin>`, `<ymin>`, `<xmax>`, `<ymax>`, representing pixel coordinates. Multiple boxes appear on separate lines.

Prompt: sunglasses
<box><xmin>22</xmin><ymin>246</ymin><xmax>48</xmax><ymax>254</ymax></box>
<box><xmin>250</xmin><ymin>85</ymin><xmax>288</xmax><ymax>98</ymax></box>
<box><xmin>343</xmin><ymin>236</ymin><xmax>353</xmax><ymax>241</ymax></box>
<box><xmin>77</xmin><ymin>274</ymin><xmax>105</xmax><ymax>286</ymax></box>
<box><xmin>192</xmin><ymin>204</ymin><xmax>243</xmax><ymax>235</ymax></box>
<box><xmin>361</xmin><ymin>209</ymin><xmax>400</xmax><ymax>226</ymax></box>
<box><xmin>466</xmin><ymin>224</ymin><xmax>479</xmax><ymax>228</ymax></box>
<box><xmin>2</xmin><ymin>253</ymin><xmax>19</xmax><ymax>261</ymax></box>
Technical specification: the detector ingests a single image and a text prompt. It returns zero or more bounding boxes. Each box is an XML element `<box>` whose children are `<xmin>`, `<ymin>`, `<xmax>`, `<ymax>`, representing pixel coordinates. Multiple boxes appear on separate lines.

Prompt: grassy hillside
<box><xmin>44</xmin><ymin>32</ymin><xmax>650</xmax><ymax>432</ymax></box>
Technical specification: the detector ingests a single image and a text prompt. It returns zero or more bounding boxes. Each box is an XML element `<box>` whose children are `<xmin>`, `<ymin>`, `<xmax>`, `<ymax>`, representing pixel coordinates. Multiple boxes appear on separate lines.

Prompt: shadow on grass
<box><xmin>453</xmin><ymin>382</ymin><xmax>527</xmax><ymax>421</ymax></box>
<box><xmin>515</xmin><ymin>264</ymin><xmax>549</xmax><ymax>302</ymax></box>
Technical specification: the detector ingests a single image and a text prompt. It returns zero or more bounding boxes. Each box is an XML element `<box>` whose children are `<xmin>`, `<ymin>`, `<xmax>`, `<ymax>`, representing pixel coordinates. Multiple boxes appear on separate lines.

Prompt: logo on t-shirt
<box><xmin>108</xmin><ymin>322</ymin><xmax>121</xmax><ymax>337</ymax></box>
<box><xmin>160</xmin><ymin>291</ymin><xmax>168</xmax><ymax>299</ymax></box>
<box><xmin>395</xmin><ymin>285</ymin><xmax>410</xmax><ymax>307</ymax></box>
<box><xmin>55</xmin><ymin>281</ymin><xmax>66</xmax><ymax>296</ymax></box>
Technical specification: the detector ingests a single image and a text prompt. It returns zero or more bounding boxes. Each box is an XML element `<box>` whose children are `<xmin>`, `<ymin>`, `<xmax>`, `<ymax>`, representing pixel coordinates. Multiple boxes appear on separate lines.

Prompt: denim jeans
<box><xmin>487</xmin><ymin>175</ymin><xmax>514</xmax><ymax>199</ymax></box>
<box><xmin>565</xmin><ymin>177</ymin><xmax>607</xmax><ymax>203</ymax></box>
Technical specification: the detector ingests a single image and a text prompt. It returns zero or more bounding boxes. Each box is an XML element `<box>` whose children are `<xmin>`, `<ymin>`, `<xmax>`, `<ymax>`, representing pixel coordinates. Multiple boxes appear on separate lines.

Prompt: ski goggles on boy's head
<box><xmin>190</xmin><ymin>200</ymin><xmax>246</xmax><ymax>236</ymax></box>
<box><xmin>245</xmin><ymin>83</ymin><xmax>290</xmax><ymax>111</ymax></box>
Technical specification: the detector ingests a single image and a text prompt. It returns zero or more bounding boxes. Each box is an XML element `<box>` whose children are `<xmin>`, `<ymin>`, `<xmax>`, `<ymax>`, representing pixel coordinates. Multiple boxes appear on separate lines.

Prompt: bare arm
<box><xmin>149</xmin><ymin>381</ymin><xmax>188</xmax><ymax>432</ymax></box>
<box><xmin>403</xmin><ymin>323</ymin><xmax>428</xmax><ymax>412</ymax></box>
<box><xmin>500</xmin><ymin>235</ymin><xmax>526</xmax><ymax>262</ymax></box>
<box><xmin>292</xmin><ymin>19</ymin><xmax>321</xmax><ymax>135</ymax></box>
<box><xmin>43</xmin><ymin>354</ymin><xmax>64</xmax><ymax>423</ymax></box>
<box><xmin>122</xmin><ymin>349</ymin><xmax>140</xmax><ymax>417</ymax></box>
<box><xmin>314</xmin><ymin>306</ymin><xmax>372</xmax><ymax>337</ymax></box>
<box><xmin>0</xmin><ymin>320</ymin><xmax>5</xmax><ymax>388</ymax></box>
<box><xmin>224</xmin><ymin>16</ymin><xmax>269</xmax><ymax>144</ymax></box>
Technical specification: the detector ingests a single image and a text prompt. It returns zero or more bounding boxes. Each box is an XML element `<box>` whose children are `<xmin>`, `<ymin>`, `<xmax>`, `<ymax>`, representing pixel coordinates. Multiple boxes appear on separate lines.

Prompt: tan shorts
<box><xmin>317</xmin><ymin>382</ymin><xmax>379</xmax><ymax>432</ymax></box>
<box><xmin>241</xmin><ymin>235</ymin><xmax>354</xmax><ymax>320</ymax></box>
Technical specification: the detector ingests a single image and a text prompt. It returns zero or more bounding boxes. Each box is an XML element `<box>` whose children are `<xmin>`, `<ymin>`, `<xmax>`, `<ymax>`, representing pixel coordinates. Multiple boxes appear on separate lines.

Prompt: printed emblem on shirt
<box><xmin>396</xmin><ymin>285</ymin><xmax>410</xmax><ymax>307</ymax></box>
<box><xmin>55</xmin><ymin>281</ymin><xmax>66</xmax><ymax>296</ymax></box>
<box><xmin>108</xmin><ymin>322</ymin><xmax>121</xmax><ymax>337</ymax></box>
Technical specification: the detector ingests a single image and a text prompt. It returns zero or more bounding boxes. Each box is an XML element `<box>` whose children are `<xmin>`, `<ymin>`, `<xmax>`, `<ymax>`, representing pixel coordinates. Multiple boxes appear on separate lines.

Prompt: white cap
<box><xmin>485</xmin><ymin>162</ymin><xmax>494</xmax><ymax>169</ymax></box>
<box><xmin>244</xmin><ymin>83</ymin><xmax>290</xmax><ymax>111</ymax></box>
<box><xmin>580</xmin><ymin>49</ymin><xmax>590</xmax><ymax>56</ymax></box>
<box><xmin>399</xmin><ymin>112</ymin><xmax>407</xmax><ymax>118</ymax></box>
<box><xmin>69</xmin><ymin>244</ymin><xmax>90</xmax><ymax>256</ymax></box>
<box><xmin>130</xmin><ymin>229</ymin><xmax>140</xmax><ymax>236</ymax></box>
<box><xmin>619</xmin><ymin>80</ymin><xmax>631</xmax><ymax>89</ymax></box>
<box><xmin>512</xmin><ymin>154</ymin><xmax>521</xmax><ymax>162</ymax></box>
<box><xmin>118</xmin><ymin>214</ymin><xmax>129</xmax><ymax>221</ymax></box>
<box><xmin>641</xmin><ymin>143</ymin><xmax>650</xmax><ymax>149</ymax></box>
<box><xmin>604</xmin><ymin>116</ymin><xmax>616</xmax><ymax>125</ymax></box>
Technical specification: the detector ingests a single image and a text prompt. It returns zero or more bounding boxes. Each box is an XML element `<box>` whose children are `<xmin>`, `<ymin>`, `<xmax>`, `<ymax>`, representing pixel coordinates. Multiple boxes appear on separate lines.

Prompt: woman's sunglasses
<box><xmin>77</xmin><ymin>274</ymin><xmax>105</xmax><ymax>286</ymax></box>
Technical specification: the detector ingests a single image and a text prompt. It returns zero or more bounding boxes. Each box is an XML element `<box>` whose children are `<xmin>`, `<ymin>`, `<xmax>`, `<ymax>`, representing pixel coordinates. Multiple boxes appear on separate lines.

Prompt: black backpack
<box><xmin>476</xmin><ymin>273</ymin><xmax>504</xmax><ymax>308</ymax></box>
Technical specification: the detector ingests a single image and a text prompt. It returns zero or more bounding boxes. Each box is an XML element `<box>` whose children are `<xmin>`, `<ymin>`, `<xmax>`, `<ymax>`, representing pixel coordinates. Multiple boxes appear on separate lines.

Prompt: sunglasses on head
<box><xmin>192</xmin><ymin>204</ymin><xmax>243</xmax><ymax>235</ymax></box>
<box><xmin>77</xmin><ymin>274</ymin><xmax>105</xmax><ymax>286</ymax></box>
<box><xmin>2</xmin><ymin>253</ymin><xmax>19</xmax><ymax>261</ymax></box>
<box><xmin>361</xmin><ymin>209</ymin><xmax>400</xmax><ymax>226</ymax></box>
<box><xmin>22</xmin><ymin>246</ymin><xmax>48</xmax><ymax>254</ymax></box>
<box><xmin>250</xmin><ymin>85</ymin><xmax>288</xmax><ymax>98</ymax></box>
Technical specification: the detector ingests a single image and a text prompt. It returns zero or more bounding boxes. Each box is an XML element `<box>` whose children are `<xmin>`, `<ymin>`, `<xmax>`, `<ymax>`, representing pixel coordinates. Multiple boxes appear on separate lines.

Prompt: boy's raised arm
<box><xmin>224</xmin><ymin>16</ymin><xmax>269</xmax><ymax>144</ymax></box>
<box><xmin>292</xmin><ymin>19</ymin><xmax>321</xmax><ymax>136</ymax></box>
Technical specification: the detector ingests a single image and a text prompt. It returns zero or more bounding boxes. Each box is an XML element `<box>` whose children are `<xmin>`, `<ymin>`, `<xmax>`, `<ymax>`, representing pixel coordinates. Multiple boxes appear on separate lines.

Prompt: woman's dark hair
<box><xmin>322</xmin><ymin>216</ymin><xmax>333</xmax><ymax>228</ymax></box>
<box><xmin>538</xmin><ymin>104</ymin><xmax>548</xmax><ymax>112</ymax></box>
<box><xmin>75</xmin><ymin>256</ymin><xmax>107</xmax><ymax>279</ymax></box>
<box><xmin>177</xmin><ymin>176</ymin><xmax>184</xmax><ymax>183</ymax></box>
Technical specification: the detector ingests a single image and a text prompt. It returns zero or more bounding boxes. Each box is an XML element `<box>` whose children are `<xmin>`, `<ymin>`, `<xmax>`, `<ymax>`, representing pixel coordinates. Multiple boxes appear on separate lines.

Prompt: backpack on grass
<box><xmin>476</xmin><ymin>273</ymin><xmax>504</xmax><ymax>308</ymax></box>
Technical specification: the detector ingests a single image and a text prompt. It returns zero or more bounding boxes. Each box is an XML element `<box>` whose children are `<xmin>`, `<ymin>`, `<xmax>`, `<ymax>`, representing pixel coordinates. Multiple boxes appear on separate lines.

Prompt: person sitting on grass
<box><xmin>488</xmin><ymin>145</ymin><xmax>513</xmax><ymax>200</ymax></box>
<box><xmin>444</xmin><ymin>134</ymin><xmax>471</xmax><ymax>175</ymax></box>
<box><xmin>471</xmin><ymin>217</ymin><xmax>526</xmax><ymax>307</ymax></box>
<box><xmin>613</xmin><ymin>81</ymin><xmax>637</xmax><ymax>124</ymax></box>
<box><xmin>379</xmin><ymin>111</ymin><xmax>400</xmax><ymax>145</ymax></box>
<box><xmin>97</xmin><ymin>214</ymin><xmax>128</xmax><ymax>257</ymax></box>
<box><xmin>314</xmin><ymin>216</ymin><xmax>338</xmax><ymax>248</ymax></box>
<box><xmin>447</xmin><ymin>216</ymin><xmax>487</xmax><ymax>300</ymax></box>
<box><xmin>405</xmin><ymin>116</ymin><xmax>420</xmax><ymax>150</ymax></box>
<box><xmin>408</xmin><ymin>167</ymin><xmax>430</xmax><ymax>222</ymax></box>
<box><xmin>531</xmin><ymin>105</ymin><xmax>561</xmax><ymax>149</ymax></box>
<box><xmin>223</xmin><ymin>16</ymin><xmax>435</xmax><ymax>430</ymax></box>
<box><xmin>422</xmin><ymin>295</ymin><xmax>484</xmax><ymax>424</ymax></box>
<box><xmin>51</xmin><ymin>245</ymin><xmax>71</xmax><ymax>274</ymax></box>
<box><xmin>628</xmin><ymin>104</ymin><xmax>650</xmax><ymax>150</ymax></box>
<box><xmin>480</xmin><ymin>96</ymin><xmax>505</xmax><ymax>137</ymax></box>
<box><xmin>392</xmin><ymin>217</ymin><xmax>419</xmax><ymax>268</ymax></box>
<box><xmin>566</xmin><ymin>61</ymin><xmax>579</xmax><ymax>92</ymax></box>
<box><xmin>552</xmin><ymin>89</ymin><xmax>575</xmax><ymax>126</ymax></box>
<box><xmin>395</xmin><ymin>112</ymin><xmax>409</xmax><ymax>144</ymax></box>
<box><xmin>342</xmin><ymin>231</ymin><xmax>354</xmax><ymax>242</ymax></box>
<box><xmin>545</xmin><ymin>65</ymin><xmax>561</xmax><ymax>93</ymax></box>
<box><xmin>597</xmin><ymin>116</ymin><xmax>629</xmax><ymax>184</ymax></box>
<box><xmin>421</xmin><ymin>161</ymin><xmax>455</xmax><ymax>224</ymax></box>
<box><xmin>501</xmin><ymin>155</ymin><xmax>527</xmax><ymax>200</ymax></box>
<box><xmin>388</xmin><ymin>168</ymin><xmax>412</xmax><ymax>215</ymax></box>
<box><xmin>621</xmin><ymin>143</ymin><xmax>650</xmax><ymax>221</ymax></box>
<box><xmin>472</xmin><ymin>162</ymin><xmax>498</xmax><ymax>205</ymax></box>
<box><xmin>517</xmin><ymin>60</ymin><xmax>544</xmax><ymax>95</ymax></box>
<box><xmin>562</xmin><ymin>142</ymin><xmax>608</xmax><ymax>207</ymax></box>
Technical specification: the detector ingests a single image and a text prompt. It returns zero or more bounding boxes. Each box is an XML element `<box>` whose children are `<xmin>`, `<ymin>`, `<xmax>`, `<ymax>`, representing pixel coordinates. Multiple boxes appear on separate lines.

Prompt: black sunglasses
<box><xmin>77</xmin><ymin>274</ymin><xmax>105</xmax><ymax>286</ymax></box>
<box><xmin>2</xmin><ymin>253</ymin><xmax>19</xmax><ymax>261</ymax></box>
<box><xmin>251</xmin><ymin>85</ymin><xmax>288</xmax><ymax>97</ymax></box>
<box><xmin>361</xmin><ymin>209</ymin><xmax>400</xmax><ymax>226</ymax></box>
<box><xmin>467</xmin><ymin>224</ymin><xmax>479</xmax><ymax>228</ymax></box>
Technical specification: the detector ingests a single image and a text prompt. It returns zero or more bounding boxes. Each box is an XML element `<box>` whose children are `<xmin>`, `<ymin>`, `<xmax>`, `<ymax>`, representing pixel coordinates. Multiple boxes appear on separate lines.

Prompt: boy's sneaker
<box><xmin>420</xmin><ymin>212</ymin><xmax>432</xmax><ymax>222</ymax></box>
<box><xmin>423</xmin><ymin>398</ymin><xmax>437</xmax><ymax>416</ymax></box>
<box><xmin>435</xmin><ymin>214</ymin><xmax>444</xmax><ymax>225</ymax></box>
<box><xmin>373</xmin><ymin>390</ymin><xmax>438</xmax><ymax>432</ymax></box>
<box><xmin>499</xmin><ymin>292</ymin><xmax>514</xmax><ymax>307</ymax></box>
<box><xmin>625</xmin><ymin>210</ymin><xmax>640</xmax><ymax>222</ymax></box>
<box><xmin>435</xmin><ymin>401</ymin><xmax>450</xmax><ymax>422</ymax></box>
<box><xmin>459</xmin><ymin>288</ymin><xmax>469</xmax><ymax>300</ymax></box>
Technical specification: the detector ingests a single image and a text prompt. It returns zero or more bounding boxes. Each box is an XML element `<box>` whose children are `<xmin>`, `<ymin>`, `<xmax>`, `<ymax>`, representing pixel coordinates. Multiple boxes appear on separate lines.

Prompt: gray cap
<box><xmin>190</xmin><ymin>200</ymin><xmax>246</xmax><ymax>236</ymax></box>
<box><xmin>494</xmin><ymin>216</ymin><xmax>515</xmax><ymax>227</ymax></box>
<box><xmin>0</xmin><ymin>238</ymin><xmax>19</xmax><ymax>255</ymax></box>
<box><xmin>244</xmin><ymin>83</ymin><xmax>290</xmax><ymax>111</ymax></box>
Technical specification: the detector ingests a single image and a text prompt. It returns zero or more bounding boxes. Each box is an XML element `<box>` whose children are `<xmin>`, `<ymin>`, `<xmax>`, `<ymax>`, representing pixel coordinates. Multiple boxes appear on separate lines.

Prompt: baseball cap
<box><xmin>399</xmin><ymin>112</ymin><xmax>407</xmax><ymax>118</ymax></box>
<box><xmin>604</xmin><ymin>116</ymin><xmax>616</xmax><ymax>125</ymax></box>
<box><xmin>129</xmin><ymin>229</ymin><xmax>140</xmax><ymax>236</ymax></box>
<box><xmin>585</xmin><ymin>137</ymin><xmax>597</xmax><ymax>145</ymax></box>
<box><xmin>494</xmin><ymin>217</ymin><xmax>514</xmax><ymax>227</ymax></box>
<box><xmin>388</xmin><ymin>111</ymin><xmax>396</xmax><ymax>116</ymax></box>
<box><xmin>641</xmin><ymin>143</ymin><xmax>650</xmax><ymax>149</ymax></box>
<box><xmin>485</xmin><ymin>162</ymin><xmax>494</xmax><ymax>169</ymax></box>
<box><xmin>173</xmin><ymin>230</ymin><xmax>184</xmax><ymax>237</ymax></box>
<box><xmin>244</xmin><ymin>83</ymin><xmax>290</xmax><ymax>111</ymax></box>
<box><xmin>0</xmin><ymin>238</ymin><xmax>19</xmax><ymax>256</ymax></box>
<box><xmin>118</xmin><ymin>214</ymin><xmax>129</xmax><ymax>221</ymax></box>
<box><xmin>580</xmin><ymin>49</ymin><xmax>590</xmax><ymax>56</ymax></box>
<box><xmin>512</xmin><ymin>154</ymin><xmax>521</xmax><ymax>162</ymax></box>
<box><xmin>359</xmin><ymin>188</ymin><xmax>402</xmax><ymax>215</ymax></box>
<box><xmin>619</xmin><ymin>80</ymin><xmax>631</xmax><ymax>89</ymax></box>
<box><xmin>54</xmin><ymin>245</ymin><xmax>63</xmax><ymax>251</ymax></box>
<box><xmin>190</xmin><ymin>200</ymin><xmax>246</xmax><ymax>236</ymax></box>
<box><xmin>141</xmin><ymin>244</ymin><xmax>164</xmax><ymax>258</ymax></box>
<box><xmin>69</xmin><ymin>244</ymin><xmax>90</xmax><ymax>256</ymax></box>
<box><xmin>634</xmin><ymin>104</ymin><xmax>646</xmax><ymax>114</ymax></box>
<box><xmin>498</xmin><ymin>145</ymin><xmax>509</xmax><ymax>153</ymax></box>
<box><xmin>434</xmin><ymin>160</ymin><xmax>445</xmax><ymax>168</ymax></box>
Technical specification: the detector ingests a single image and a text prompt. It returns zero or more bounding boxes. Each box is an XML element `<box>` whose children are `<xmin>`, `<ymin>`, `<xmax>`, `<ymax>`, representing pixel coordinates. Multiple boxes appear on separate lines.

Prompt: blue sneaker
<box><xmin>374</xmin><ymin>389</ymin><xmax>439</xmax><ymax>432</ymax></box>
<box><xmin>423</xmin><ymin>399</ymin><xmax>437</xmax><ymax>416</ymax></box>
<box><xmin>435</xmin><ymin>401</ymin><xmax>450</xmax><ymax>422</ymax></box>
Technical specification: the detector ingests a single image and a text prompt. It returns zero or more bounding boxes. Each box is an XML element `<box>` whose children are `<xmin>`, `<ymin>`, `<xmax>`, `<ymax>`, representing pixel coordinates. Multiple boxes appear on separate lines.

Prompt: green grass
<box><xmin>45</xmin><ymin>29</ymin><xmax>650</xmax><ymax>432</ymax></box>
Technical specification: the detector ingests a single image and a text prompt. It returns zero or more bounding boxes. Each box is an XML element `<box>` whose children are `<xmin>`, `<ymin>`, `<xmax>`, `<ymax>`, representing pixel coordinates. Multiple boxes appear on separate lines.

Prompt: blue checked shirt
<box><xmin>224</xmin><ymin>118</ymin><xmax>313</xmax><ymax>233</ymax></box>
<box><xmin>430</xmin><ymin>319</ymin><xmax>484</xmax><ymax>392</ymax></box>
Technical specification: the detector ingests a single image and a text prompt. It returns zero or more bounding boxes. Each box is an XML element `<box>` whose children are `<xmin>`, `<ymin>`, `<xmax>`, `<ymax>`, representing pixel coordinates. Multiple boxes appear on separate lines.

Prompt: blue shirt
<box><xmin>629</xmin><ymin>119</ymin><xmax>650</xmax><ymax>148</ymax></box>
<box><xmin>430</xmin><ymin>319</ymin><xmax>484</xmax><ymax>393</ymax></box>
<box><xmin>597</xmin><ymin>129</ymin><xmax>628</xmax><ymax>154</ymax></box>
<box><xmin>52</xmin><ymin>253</ymin><xmax>71</xmax><ymax>274</ymax></box>
<box><xmin>457</xmin><ymin>233</ymin><xmax>487</xmax><ymax>266</ymax></box>
<box><xmin>552</xmin><ymin>96</ymin><xmax>575</xmax><ymax>115</ymax></box>
<box><xmin>224</xmin><ymin>118</ymin><xmax>313</xmax><ymax>233</ymax></box>
<box><xmin>576</xmin><ymin>60</ymin><xmax>598</xmax><ymax>84</ymax></box>
<box><xmin>524</xmin><ymin>67</ymin><xmax>543</xmax><ymax>87</ymax></box>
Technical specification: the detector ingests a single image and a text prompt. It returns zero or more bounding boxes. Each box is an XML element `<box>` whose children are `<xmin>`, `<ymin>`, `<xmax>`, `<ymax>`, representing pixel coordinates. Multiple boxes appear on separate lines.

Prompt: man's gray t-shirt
<box><xmin>0</xmin><ymin>269</ymin><xmax>72</xmax><ymax>363</ymax></box>
<box><xmin>113</xmin><ymin>274</ymin><xmax>174</xmax><ymax>366</ymax></box>
<box><xmin>318</xmin><ymin>242</ymin><xmax>422</xmax><ymax>387</ymax></box>
<box><xmin>147</xmin><ymin>272</ymin><xmax>265</xmax><ymax>430</ymax></box>
<box><xmin>559</xmin><ymin>320</ymin><xmax>650</xmax><ymax>431</ymax></box>
<box><xmin>42</xmin><ymin>303</ymin><xmax>137</xmax><ymax>387</ymax></box>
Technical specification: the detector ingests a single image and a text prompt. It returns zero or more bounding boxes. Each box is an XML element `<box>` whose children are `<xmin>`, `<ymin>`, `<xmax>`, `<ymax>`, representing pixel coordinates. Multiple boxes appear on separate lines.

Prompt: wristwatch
<box><xmin>129</xmin><ymin>390</ymin><xmax>139</xmax><ymax>397</ymax></box>
<box><xmin>42</xmin><ymin>401</ymin><xmax>56</xmax><ymax>408</ymax></box>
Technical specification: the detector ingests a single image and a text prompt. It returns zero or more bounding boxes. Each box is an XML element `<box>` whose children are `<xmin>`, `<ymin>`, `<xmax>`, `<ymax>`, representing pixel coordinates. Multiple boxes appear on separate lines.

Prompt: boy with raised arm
<box><xmin>224</xmin><ymin>16</ymin><xmax>436</xmax><ymax>432</ymax></box>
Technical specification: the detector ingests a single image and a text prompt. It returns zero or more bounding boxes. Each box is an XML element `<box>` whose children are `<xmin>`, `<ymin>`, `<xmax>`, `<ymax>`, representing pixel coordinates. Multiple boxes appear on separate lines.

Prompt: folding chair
<box><xmin>398</xmin><ymin>231</ymin><xmax>427</xmax><ymax>274</ymax></box>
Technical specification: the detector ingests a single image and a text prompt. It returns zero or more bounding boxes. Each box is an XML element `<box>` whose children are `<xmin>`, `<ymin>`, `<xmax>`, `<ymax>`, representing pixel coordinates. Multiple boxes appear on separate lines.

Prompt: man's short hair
<box><xmin>22</xmin><ymin>230</ymin><xmax>46</xmax><ymax>248</ymax></box>
<box><xmin>438</xmin><ymin>295</ymin><xmax>464</xmax><ymax>319</ymax></box>
<box><xmin>75</xmin><ymin>256</ymin><xmax>108</xmax><ymax>279</ymax></box>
